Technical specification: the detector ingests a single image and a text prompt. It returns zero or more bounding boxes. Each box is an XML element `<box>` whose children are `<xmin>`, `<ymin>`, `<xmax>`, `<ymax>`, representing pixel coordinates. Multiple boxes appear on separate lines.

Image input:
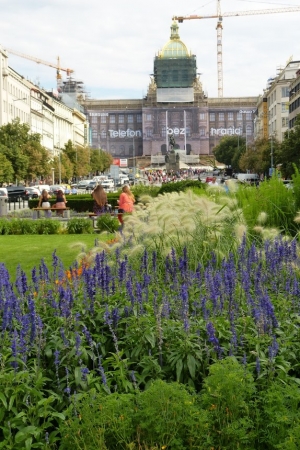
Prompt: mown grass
<box><xmin>0</xmin><ymin>234</ymin><xmax>110</xmax><ymax>280</ymax></box>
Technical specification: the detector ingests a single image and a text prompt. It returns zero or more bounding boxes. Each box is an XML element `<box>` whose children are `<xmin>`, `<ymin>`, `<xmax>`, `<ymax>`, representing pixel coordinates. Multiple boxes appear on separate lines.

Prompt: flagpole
<box><xmin>166</xmin><ymin>110</ymin><xmax>168</xmax><ymax>152</ymax></box>
<box><xmin>184</xmin><ymin>110</ymin><xmax>187</xmax><ymax>155</ymax></box>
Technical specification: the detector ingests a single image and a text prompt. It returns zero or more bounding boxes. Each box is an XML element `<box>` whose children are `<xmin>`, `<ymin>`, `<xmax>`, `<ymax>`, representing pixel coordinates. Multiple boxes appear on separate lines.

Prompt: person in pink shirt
<box><xmin>117</xmin><ymin>185</ymin><xmax>135</xmax><ymax>225</ymax></box>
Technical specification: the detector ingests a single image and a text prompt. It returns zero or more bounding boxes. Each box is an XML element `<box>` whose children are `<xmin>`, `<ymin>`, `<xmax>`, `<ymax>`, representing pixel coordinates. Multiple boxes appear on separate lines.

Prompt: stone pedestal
<box><xmin>165</xmin><ymin>151</ymin><xmax>180</xmax><ymax>172</ymax></box>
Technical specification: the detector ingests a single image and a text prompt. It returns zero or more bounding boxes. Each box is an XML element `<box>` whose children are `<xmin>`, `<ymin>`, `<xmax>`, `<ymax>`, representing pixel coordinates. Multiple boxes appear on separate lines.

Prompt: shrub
<box><xmin>96</xmin><ymin>214</ymin><xmax>120</xmax><ymax>233</ymax></box>
<box><xmin>0</xmin><ymin>218</ymin><xmax>11</xmax><ymax>235</ymax></box>
<box><xmin>157</xmin><ymin>179</ymin><xmax>204</xmax><ymax>195</ymax></box>
<box><xmin>66</xmin><ymin>218</ymin><xmax>94</xmax><ymax>234</ymax></box>
<box><xmin>60</xmin><ymin>381</ymin><xmax>209</xmax><ymax>450</ymax></box>
<box><xmin>35</xmin><ymin>219</ymin><xmax>61</xmax><ymax>235</ymax></box>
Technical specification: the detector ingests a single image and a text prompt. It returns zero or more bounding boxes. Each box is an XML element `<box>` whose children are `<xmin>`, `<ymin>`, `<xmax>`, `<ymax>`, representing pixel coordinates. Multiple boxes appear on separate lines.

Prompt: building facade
<box><xmin>0</xmin><ymin>45</ymin><xmax>89</xmax><ymax>158</ymax></box>
<box><xmin>84</xmin><ymin>22</ymin><xmax>258</xmax><ymax>165</ymax></box>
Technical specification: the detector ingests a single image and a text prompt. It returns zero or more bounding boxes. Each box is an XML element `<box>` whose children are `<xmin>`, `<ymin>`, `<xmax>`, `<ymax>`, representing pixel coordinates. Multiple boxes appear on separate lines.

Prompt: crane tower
<box><xmin>173</xmin><ymin>0</ymin><xmax>300</xmax><ymax>97</ymax></box>
<box><xmin>4</xmin><ymin>47</ymin><xmax>74</xmax><ymax>89</ymax></box>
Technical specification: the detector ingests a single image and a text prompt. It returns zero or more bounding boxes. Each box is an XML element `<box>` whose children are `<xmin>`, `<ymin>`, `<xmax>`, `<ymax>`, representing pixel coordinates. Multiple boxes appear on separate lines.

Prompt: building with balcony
<box><xmin>0</xmin><ymin>45</ymin><xmax>89</xmax><ymax>159</ymax></box>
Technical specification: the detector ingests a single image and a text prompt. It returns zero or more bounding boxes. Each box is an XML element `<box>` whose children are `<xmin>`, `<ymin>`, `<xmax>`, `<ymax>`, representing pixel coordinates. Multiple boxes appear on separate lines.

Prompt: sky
<box><xmin>1</xmin><ymin>0</ymin><xmax>300</xmax><ymax>100</ymax></box>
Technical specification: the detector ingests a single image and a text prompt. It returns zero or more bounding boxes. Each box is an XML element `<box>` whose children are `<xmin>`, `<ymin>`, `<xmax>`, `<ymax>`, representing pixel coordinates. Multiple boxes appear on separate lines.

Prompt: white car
<box><xmin>101</xmin><ymin>179</ymin><xmax>115</xmax><ymax>192</ymax></box>
<box><xmin>0</xmin><ymin>187</ymin><xmax>8</xmax><ymax>197</ymax></box>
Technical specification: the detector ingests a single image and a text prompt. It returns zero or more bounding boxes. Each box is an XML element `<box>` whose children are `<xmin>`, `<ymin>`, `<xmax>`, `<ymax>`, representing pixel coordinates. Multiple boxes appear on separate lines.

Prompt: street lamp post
<box><xmin>51</xmin><ymin>167</ymin><xmax>55</xmax><ymax>185</ymax></box>
<box><xmin>57</xmin><ymin>144</ymin><xmax>62</xmax><ymax>184</ymax></box>
<box><xmin>270</xmin><ymin>134</ymin><xmax>274</xmax><ymax>176</ymax></box>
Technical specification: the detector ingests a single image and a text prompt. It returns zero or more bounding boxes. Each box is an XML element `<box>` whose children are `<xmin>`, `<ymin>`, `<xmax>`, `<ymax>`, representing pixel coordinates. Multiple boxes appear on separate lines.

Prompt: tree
<box><xmin>239</xmin><ymin>138</ymin><xmax>276</xmax><ymax>175</ymax></box>
<box><xmin>22</xmin><ymin>140</ymin><xmax>51</xmax><ymax>182</ymax></box>
<box><xmin>213</xmin><ymin>135</ymin><xmax>246</xmax><ymax>170</ymax></box>
<box><xmin>277</xmin><ymin>115</ymin><xmax>300</xmax><ymax>178</ymax></box>
<box><xmin>90</xmin><ymin>149</ymin><xmax>113</xmax><ymax>174</ymax></box>
<box><xmin>62</xmin><ymin>140</ymin><xmax>90</xmax><ymax>179</ymax></box>
<box><xmin>0</xmin><ymin>154</ymin><xmax>14</xmax><ymax>184</ymax></box>
<box><xmin>0</xmin><ymin>118</ymin><xmax>51</xmax><ymax>183</ymax></box>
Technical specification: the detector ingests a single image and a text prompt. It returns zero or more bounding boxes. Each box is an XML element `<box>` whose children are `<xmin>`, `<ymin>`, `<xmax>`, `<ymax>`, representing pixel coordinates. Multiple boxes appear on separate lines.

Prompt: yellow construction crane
<box><xmin>173</xmin><ymin>0</ymin><xmax>300</xmax><ymax>97</ymax></box>
<box><xmin>4</xmin><ymin>47</ymin><xmax>74</xmax><ymax>88</ymax></box>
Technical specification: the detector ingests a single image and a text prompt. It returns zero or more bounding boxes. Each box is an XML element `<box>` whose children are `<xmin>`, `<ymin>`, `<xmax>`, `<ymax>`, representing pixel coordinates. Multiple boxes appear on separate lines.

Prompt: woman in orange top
<box><xmin>118</xmin><ymin>185</ymin><xmax>135</xmax><ymax>224</ymax></box>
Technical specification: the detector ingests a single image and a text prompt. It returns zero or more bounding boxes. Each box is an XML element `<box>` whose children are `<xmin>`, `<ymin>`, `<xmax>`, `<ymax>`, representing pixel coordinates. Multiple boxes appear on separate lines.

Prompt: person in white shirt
<box><xmin>208</xmin><ymin>177</ymin><xmax>218</xmax><ymax>186</ymax></box>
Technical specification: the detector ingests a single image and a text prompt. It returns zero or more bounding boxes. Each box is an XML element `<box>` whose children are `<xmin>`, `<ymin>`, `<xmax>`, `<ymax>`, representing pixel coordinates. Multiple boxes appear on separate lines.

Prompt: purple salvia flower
<box><xmin>81</xmin><ymin>367</ymin><xmax>89</xmax><ymax>381</ymax></box>
<box><xmin>39</xmin><ymin>259</ymin><xmax>50</xmax><ymax>283</ymax></box>
<box><xmin>82</xmin><ymin>326</ymin><xmax>93</xmax><ymax>347</ymax></box>
<box><xmin>60</xmin><ymin>328</ymin><xmax>69</xmax><ymax>347</ymax></box>
<box><xmin>75</xmin><ymin>332</ymin><xmax>81</xmax><ymax>357</ymax></box>
<box><xmin>27</xmin><ymin>295</ymin><xmax>36</xmax><ymax>344</ymax></box>
<box><xmin>111</xmin><ymin>308</ymin><xmax>120</xmax><ymax>328</ymax></box>
<box><xmin>206</xmin><ymin>322</ymin><xmax>221</xmax><ymax>356</ymax></box>
<box><xmin>152</xmin><ymin>251</ymin><xmax>157</xmax><ymax>274</ymax></box>
<box><xmin>142</xmin><ymin>249</ymin><xmax>148</xmax><ymax>272</ymax></box>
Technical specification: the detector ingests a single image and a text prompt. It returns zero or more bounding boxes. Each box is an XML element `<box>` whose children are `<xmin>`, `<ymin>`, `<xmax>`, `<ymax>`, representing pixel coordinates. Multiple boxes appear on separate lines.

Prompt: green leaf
<box><xmin>0</xmin><ymin>393</ymin><xmax>7</xmax><ymax>409</ymax></box>
<box><xmin>25</xmin><ymin>437</ymin><xmax>33</xmax><ymax>450</ymax></box>
<box><xmin>176</xmin><ymin>359</ymin><xmax>183</xmax><ymax>382</ymax></box>
<box><xmin>15</xmin><ymin>426</ymin><xmax>38</xmax><ymax>443</ymax></box>
<box><xmin>8</xmin><ymin>395</ymin><xmax>15</xmax><ymax>411</ymax></box>
<box><xmin>144</xmin><ymin>332</ymin><xmax>155</xmax><ymax>348</ymax></box>
<box><xmin>187</xmin><ymin>354</ymin><xmax>196</xmax><ymax>379</ymax></box>
<box><xmin>52</xmin><ymin>412</ymin><xmax>65</xmax><ymax>421</ymax></box>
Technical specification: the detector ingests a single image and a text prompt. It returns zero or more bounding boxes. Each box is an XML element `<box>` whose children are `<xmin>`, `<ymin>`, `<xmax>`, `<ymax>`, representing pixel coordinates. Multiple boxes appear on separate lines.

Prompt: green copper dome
<box><xmin>160</xmin><ymin>21</ymin><xmax>190</xmax><ymax>59</ymax></box>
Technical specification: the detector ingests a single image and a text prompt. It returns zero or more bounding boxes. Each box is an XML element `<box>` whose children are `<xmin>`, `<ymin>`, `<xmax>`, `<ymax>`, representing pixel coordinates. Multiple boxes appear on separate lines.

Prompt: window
<box><xmin>199</xmin><ymin>112</ymin><xmax>206</xmax><ymax>121</ymax></box>
<box><xmin>200</xmin><ymin>128</ymin><xmax>206</xmax><ymax>136</ymax></box>
<box><xmin>228</xmin><ymin>112</ymin><xmax>234</xmax><ymax>121</ymax></box>
<box><xmin>119</xmin><ymin>114</ymin><xmax>124</xmax><ymax>123</ymax></box>
<box><xmin>146</xmin><ymin>128</ymin><xmax>153</xmax><ymax>137</ymax></box>
<box><xmin>162</xmin><ymin>127</ymin><xmax>166</xmax><ymax>138</ymax></box>
<box><xmin>110</xmin><ymin>146</ymin><xmax>116</xmax><ymax>155</ymax></box>
<box><xmin>246</xmin><ymin>113</ymin><xmax>252</xmax><ymax>120</ymax></box>
<box><xmin>281</xmin><ymin>87</ymin><xmax>289</xmax><ymax>98</ymax></box>
<box><xmin>109</xmin><ymin>115</ymin><xmax>115</xmax><ymax>123</ymax></box>
<box><xmin>282</xmin><ymin>117</ymin><xmax>289</xmax><ymax>127</ymax></box>
<box><xmin>172</xmin><ymin>70</ymin><xmax>178</xmax><ymax>82</ymax></box>
<box><xmin>137</xmin><ymin>114</ymin><xmax>142</xmax><ymax>123</ymax></box>
<box><xmin>146</xmin><ymin>114</ymin><xmax>152</xmax><ymax>121</ymax></box>
<box><xmin>101</xmin><ymin>130</ymin><xmax>107</xmax><ymax>138</ymax></box>
<box><xmin>92</xmin><ymin>130</ymin><xmax>97</xmax><ymax>138</ymax></box>
<box><xmin>209</xmin><ymin>113</ymin><xmax>215</xmax><ymax>121</ymax></box>
<box><xmin>128</xmin><ymin>114</ymin><xmax>133</xmax><ymax>123</ymax></box>
<box><xmin>237</xmin><ymin>112</ymin><xmax>242</xmax><ymax>120</ymax></box>
<box><xmin>91</xmin><ymin>116</ymin><xmax>97</xmax><ymax>124</ymax></box>
<box><xmin>281</xmin><ymin>102</ymin><xmax>288</xmax><ymax>112</ymax></box>
<box><xmin>219</xmin><ymin>113</ymin><xmax>224</xmax><ymax>121</ymax></box>
<box><xmin>101</xmin><ymin>115</ymin><xmax>106</xmax><ymax>123</ymax></box>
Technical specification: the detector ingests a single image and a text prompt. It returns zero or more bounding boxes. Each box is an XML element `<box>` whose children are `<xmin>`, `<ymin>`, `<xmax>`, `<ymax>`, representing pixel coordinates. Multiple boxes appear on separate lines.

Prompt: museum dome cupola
<box><xmin>153</xmin><ymin>21</ymin><xmax>198</xmax><ymax>102</ymax></box>
<box><xmin>160</xmin><ymin>21</ymin><xmax>190</xmax><ymax>59</ymax></box>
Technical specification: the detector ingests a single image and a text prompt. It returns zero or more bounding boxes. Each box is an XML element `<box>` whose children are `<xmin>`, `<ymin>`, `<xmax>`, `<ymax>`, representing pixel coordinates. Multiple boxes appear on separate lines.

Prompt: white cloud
<box><xmin>1</xmin><ymin>0</ymin><xmax>300</xmax><ymax>99</ymax></box>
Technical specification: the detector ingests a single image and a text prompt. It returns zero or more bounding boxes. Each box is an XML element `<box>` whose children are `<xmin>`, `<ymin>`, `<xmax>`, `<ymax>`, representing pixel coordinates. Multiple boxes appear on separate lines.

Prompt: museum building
<box><xmin>84</xmin><ymin>21</ymin><xmax>258</xmax><ymax>163</ymax></box>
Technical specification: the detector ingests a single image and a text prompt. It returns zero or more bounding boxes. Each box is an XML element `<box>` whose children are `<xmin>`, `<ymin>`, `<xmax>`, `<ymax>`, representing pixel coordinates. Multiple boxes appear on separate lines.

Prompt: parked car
<box><xmin>26</xmin><ymin>187</ymin><xmax>39</xmax><ymax>199</ymax></box>
<box><xmin>86</xmin><ymin>181</ymin><xmax>98</xmax><ymax>191</ymax></box>
<box><xmin>7</xmin><ymin>185</ymin><xmax>29</xmax><ymax>201</ymax></box>
<box><xmin>77</xmin><ymin>180</ymin><xmax>92</xmax><ymax>190</ymax></box>
<box><xmin>49</xmin><ymin>185</ymin><xmax>65</xmax><ymax>195</ymax></box>
<box><xmin>101</xmin><ymin>179</ymin><xmax>115</xmax><ymax>192</ymax></box>
<box><xmin>0</xmin><ymin>187</ymin><xmax>8</xmax><ymax>198</ymax></box>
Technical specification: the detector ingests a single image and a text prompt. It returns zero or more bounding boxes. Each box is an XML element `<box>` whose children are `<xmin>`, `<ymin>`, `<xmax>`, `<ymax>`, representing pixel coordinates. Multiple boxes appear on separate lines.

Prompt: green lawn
<box><xmin>0</xmin><ymin>234</ymin><xmax>105</xmax><ymax>280</ymax></box>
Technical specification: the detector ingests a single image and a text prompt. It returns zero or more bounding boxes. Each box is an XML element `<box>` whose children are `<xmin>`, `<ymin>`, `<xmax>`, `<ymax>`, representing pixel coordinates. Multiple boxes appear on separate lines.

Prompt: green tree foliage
<box><xmin>0</xmin><ymin>118</ymin><xmax>50</xmax><ymax>183</ymax></box>
<box><xmin>0</xmin><ymin>153</ymin><xmax>14</xmax><ymax>183</ymax></box>
<box><xmin>90</xmin><ymin>148</ymin><xmax>113</xmax><ymax>174</ymax></box>
<box><xmin>213</xmin><ymin>135</ymin><xmax>246</xmax><ymax>170</ymax></box>
<box><xmin>239</xmin><ymin>137</ymin><xmax>277</xmax><ymax>175</ymax></box>
<box><xmin>62</xmin><ymin>140</ymin><xmax>91</xmax><ymax>179</ymax></box>
<box><xmin>277</xmin><ymin>115</ymin><xmax>300</xmax><ymax>178</ymax></box>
